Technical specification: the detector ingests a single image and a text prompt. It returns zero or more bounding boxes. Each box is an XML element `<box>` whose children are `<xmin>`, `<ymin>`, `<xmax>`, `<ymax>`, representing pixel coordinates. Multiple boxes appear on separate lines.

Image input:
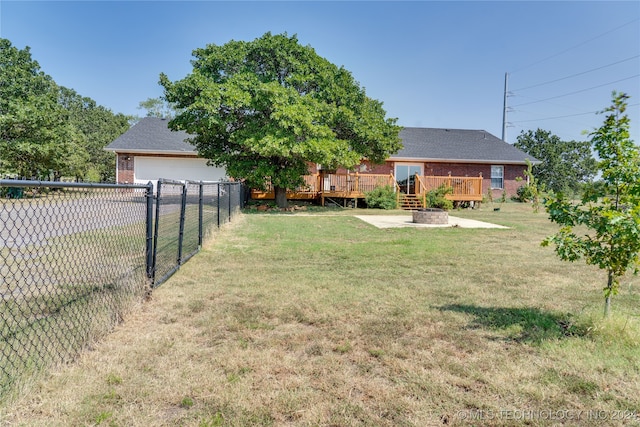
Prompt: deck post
<box><xmin>319</xmin><ymin>170</ymin><xmax>325</xmax><ymax>206</ymax></box>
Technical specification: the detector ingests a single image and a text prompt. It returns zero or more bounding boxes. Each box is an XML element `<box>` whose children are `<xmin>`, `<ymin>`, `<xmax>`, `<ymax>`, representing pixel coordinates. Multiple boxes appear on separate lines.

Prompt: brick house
<box><xmin>106</xmin><ymin>119</ymin><xmax>537</xmax><ymax>199</ymax></box>
<box><xmin>105</xmin><ymin>117</ymin><xmax>227</xmax><ymax>186</ymax></box>
<box><xmin>349</xmin><ymin>127</ymin><xmax>539</xmax><ymax>199</ymax></box>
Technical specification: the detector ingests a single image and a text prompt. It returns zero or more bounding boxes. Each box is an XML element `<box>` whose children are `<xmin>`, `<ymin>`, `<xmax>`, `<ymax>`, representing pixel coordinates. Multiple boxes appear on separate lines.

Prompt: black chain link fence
<box><xmin>151</xmin><ymin>180</ymin><xmax>242</xmax><ymax>287</ymax></box>
<box><xmin>0</xmin><ymin>179</ymin><xmax>243</xmax><ymax>402</ymax></box>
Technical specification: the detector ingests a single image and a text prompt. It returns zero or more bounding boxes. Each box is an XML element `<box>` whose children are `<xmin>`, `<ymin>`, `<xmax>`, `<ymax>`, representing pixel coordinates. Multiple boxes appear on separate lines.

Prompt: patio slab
<box><xmin>354</xmin><ymin>215</ymin><xmax>508</xmax><ymax>229</ymax></box>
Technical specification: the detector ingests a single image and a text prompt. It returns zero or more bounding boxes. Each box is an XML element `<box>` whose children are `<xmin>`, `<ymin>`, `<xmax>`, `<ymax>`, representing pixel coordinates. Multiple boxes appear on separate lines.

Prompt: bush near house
<box><xmin>425</xmin><ymin>184</ymin><xmax>453</xmax><ymax>210</ymax></box>
<box><xmin>364</xmin><ymin>185</ymin><xmax>398</xmax><ymax>209</ymax></box>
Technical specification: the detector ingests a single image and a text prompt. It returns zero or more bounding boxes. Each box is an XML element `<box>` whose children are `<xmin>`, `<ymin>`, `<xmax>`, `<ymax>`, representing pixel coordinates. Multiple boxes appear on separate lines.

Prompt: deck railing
<box><xmin>252</xmin><ymin>173</ymin><xmax>395</xmax><ymax>198</ymax></box>
<box><xmin>415</xmin><ymin>173</ymin><xmax>483</xmax><ymax>202</ymax></box>
<box><xmin>250</xmin><ymin>174</ymin><xmax>320</xmax><ymax>199</ymax></box>
<box><xmin>251</xmin><ymin>172</ymin><xmax>483</xmax><ymax>203</ymax></box>
<box><xmin>322</xmin><ymin>173</ymin><xmax>395</xmax><ymax>195</ymax></box>
<box><xmin>300</xmin><ymin>174</ymin><xmax>320</xmax><ymax>193</ymax></box>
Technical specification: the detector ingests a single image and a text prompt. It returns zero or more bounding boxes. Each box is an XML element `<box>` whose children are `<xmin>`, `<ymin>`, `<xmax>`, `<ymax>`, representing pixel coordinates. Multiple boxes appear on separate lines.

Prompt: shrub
<box><xmin>365</xmin><ymin>185</ymin><xmax>397</xmax><ymax>209</ymax></box>
<box><xmin>515</xmin><ymin>184</ymin><xmax>536</xmax><ymax>202</ymax></box>
<box><xmin>425</xmin><ymin>184</ymin><xmax>453</xmax><ymax>210</ymax></box>
<box><xmin>84</xmin><ymin>167</ymin><xmax>102</xmax><ymax>183</ymax></box>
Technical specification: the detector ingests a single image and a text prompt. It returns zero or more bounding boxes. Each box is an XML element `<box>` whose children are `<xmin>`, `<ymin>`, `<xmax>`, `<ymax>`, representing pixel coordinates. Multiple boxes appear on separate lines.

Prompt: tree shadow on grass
<box><xmin>438</xmin><ymin>304</ymin><xmax>588</xmax><ymax>344</ymax></box>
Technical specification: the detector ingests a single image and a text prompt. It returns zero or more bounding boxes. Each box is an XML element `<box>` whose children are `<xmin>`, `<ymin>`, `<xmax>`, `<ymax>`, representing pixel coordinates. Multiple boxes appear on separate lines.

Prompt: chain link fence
<box><xmin>151</xmin><ymin>180</ymin><xmax>242</xmax><ymax>287</ymax></box>
<box><xmin>0</xmin><ymin>179</ymin><xmax>243</xmax><ymax>402</ymax></box>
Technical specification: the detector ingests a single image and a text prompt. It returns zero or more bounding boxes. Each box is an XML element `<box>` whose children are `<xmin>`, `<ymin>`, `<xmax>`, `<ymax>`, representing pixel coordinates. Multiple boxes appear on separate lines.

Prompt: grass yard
<box><xmin>1</xmin><ymin>203</ymin><xmax>639</xmax><ymax>426</ymax></box>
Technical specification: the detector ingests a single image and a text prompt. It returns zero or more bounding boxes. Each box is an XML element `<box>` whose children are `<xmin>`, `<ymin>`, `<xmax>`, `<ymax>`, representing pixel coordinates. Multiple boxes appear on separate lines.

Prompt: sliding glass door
<box><xmin>395</xmin><ymin>164</ymin><xmax>422</xmax><ymax>194</ymax></box>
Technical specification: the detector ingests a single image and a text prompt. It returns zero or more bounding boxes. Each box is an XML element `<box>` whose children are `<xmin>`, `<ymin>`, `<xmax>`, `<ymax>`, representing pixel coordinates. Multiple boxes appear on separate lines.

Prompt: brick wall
<box><xmin>502</xmin><ymin>164</ymin><xmax>528</xmax><ymax>199</ymax></box>
<box><xmin>425</xmin><ymin>162</ymin><xmax>527</xmax><ymax>199</ymax></box>
<box><xmin>117</xmin><ymin>154</ymin><xmax>134</xmax><ymax>184</ymax></box>
<box><xmin>397</xmin><ymin>161</ymin><xmax>527</xmax><ymax>199</ymax></box>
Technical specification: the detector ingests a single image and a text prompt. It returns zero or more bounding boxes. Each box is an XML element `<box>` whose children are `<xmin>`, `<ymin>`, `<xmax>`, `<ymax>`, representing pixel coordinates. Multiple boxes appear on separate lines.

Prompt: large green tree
<box><xmin>137</xmin><ymin>97</ymin><xmax>179</xmax><ymax>119</ymax></box>
<box><xmin>0</xmin><ymin>39</ymin><xmax>77</xmax><ymax>179</ymax></box>
<box><xmin>1</xmin><ymin>39</ymin><xmax>130</xmax><ymax>182</ymax></box>
<box><xmin>160</xmin><ymin>32</ymin><xmax>402</xmax><ymax>207</ymax></box>
<box><xmin>515</xmin><ymin>128</ymin><xmax>597</xmax><ymax>193</ymax></box>
<box><xmin>542</xmin><ymin>92</ymin><xmax>640</xmax><ymax>317</ymax></box>
<box><xmin>59</xmin><ymin>87</ymin><xmax>130</xmax><ymax>182</ymax></box>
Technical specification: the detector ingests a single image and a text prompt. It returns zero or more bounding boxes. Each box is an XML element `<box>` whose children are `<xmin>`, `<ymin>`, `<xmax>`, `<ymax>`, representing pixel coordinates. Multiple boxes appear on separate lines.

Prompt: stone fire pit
<box><xmin>412</xmin><ymin>208</ymin><xmax>449</xmax><ymax>225</ymax></box>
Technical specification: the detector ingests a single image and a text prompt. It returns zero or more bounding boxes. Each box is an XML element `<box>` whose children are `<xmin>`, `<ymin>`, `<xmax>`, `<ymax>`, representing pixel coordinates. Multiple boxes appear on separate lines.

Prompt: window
<box><xmin>491</xmin><ymin>165</ymin><xmax>504</xmax><ymax>189</ymax></box>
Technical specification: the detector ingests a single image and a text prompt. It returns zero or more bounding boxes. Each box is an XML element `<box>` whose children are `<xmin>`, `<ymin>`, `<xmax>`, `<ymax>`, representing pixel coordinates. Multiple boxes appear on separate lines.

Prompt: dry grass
<box><xmin>1</xmin><ymin>203</ymin><xmax>639</xmax><ymax>426</ymax></box>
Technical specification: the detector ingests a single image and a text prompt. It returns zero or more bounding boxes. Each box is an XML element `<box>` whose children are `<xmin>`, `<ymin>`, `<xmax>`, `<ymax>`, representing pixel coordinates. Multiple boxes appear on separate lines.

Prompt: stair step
<box><xmin>400</xmin><ymin>195</ymin><xmax>423</xmax><ymax>210</ymax></box>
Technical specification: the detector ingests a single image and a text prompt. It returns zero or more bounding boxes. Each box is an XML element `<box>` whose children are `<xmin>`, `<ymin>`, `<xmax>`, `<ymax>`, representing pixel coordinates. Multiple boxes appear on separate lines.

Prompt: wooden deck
<box><xmin>251</xmin><ymin>172</ymin><xmax>483</xmax><ymax>208</ymax></box>
<box><xmin>415</xmin><ymin>174</ymin><xmax>483</xmax><ymax>202</ymax></box>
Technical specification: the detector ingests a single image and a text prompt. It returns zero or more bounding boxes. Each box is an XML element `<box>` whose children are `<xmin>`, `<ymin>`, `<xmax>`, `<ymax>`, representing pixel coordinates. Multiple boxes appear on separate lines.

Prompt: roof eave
<box><xmin>389</xmin><ymin>156</ymin><xmax>541</xmax><ymax>165</ymax></box>
<box><xmin>104</xmin><ymin>148</ymin><xmax>199</xmax><ymax>156</ymax></box>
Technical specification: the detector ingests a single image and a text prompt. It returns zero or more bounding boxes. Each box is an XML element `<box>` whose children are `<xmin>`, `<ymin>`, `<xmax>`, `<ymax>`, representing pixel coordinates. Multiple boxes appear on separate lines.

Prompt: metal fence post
<box><xmin>177</xmin><ymin>183</ymin><xmax>187</xmax><ymax>265</ymax></box>
<box><xmin>145</xmin><ymin>181</ymin><xmax>155</xmax><ymax>279</ymax></box>
<box><xmin>151</xmin><ymin>180</ymin><xmax>163</xmax><ymax>286</ymax></box>
<box><xmin>228</xmin><ymin>183</ymin><xmax>232</xmax><ymax>222</ymax></box>
<box><xmin>217</xmin><ymin>183</ymin><xmax>221</xmax><ymax>228</ymax></box>
<box><xmin>198</xmin><ymin>181</ymin><xmax>204</xmax><ymax>247</ymax></box>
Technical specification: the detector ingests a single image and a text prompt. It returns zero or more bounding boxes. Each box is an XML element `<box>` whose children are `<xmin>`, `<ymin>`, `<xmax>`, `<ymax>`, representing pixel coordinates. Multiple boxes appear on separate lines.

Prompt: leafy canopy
<box><xmin>542</xmin><ymin>92</ymin><xmax>640</xmax><ymax>317</ymax></box>
<box><xmin>0</xmin><ymin>38</ymin><xmax>76</xmax><ymax>179</ymax></box>
<box><xmin>137</xmin><ymin>97</ymin><xmax>179</xmax><ymax>119</ymax></box>
<box><xmin>0</xmin><ymin>39</ymin><xmax>130</xmax><ymax>181</ymax></box>
<box><xmin>515</xmin><ymin>128</ymin><xmax>597</xmax><ymax>194</ymax></box>
<box><xmin>59</xmin><ymin>87</ymin><xmax>131</xmax><ymax>182</ymax></box>
<box><xmin>160</xmin><ymin>32</ymin><xmax>402</xmax><ymax>205</ymax></box>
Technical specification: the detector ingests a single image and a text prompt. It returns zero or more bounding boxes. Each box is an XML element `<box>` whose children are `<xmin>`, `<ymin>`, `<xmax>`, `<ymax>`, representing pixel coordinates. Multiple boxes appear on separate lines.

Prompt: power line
<box><xmin>512</xmin><ymin>110</ymin><xmax>599</xmax><ymax>124</ymax></box>
<box><xmin>511</xmin><ymin>55</ymin><xmax>640</xmax><ymax>92</ymax></box>
<box><xmin>513</xmin><ymin>102</ymin><xmax>640</xmax><ymax>123</ymax></box>
<box><xmin>509</xmin><ymin>18</ymin><xmax>640</xmax><ymax>74</ymax></box>
<box><xmin>509</xmin><ymin>102</ymin><xmax>640</xmax><ymax>141</ymax></box>
<box><xmin>511</xmin><ymin>74</ymin><xmax>640</xmax><ymax>108</ymax></box>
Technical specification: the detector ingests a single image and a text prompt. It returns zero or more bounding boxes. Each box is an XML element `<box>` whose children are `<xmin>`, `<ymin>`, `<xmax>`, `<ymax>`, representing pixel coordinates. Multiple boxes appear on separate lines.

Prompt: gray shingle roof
<box><xmin>107</xmin><ymin>120</ymin><xmax>538</xmax><ymax>164</ymax></box>
<box><xmin>392</xmin><ymin>127</ymin><xmax>539</xmax><ymax>164</ymax></box>
<box><xmin>105</xmin><ymin>117</ymin><xmax>196</xmax><ymax>154</ymax></box>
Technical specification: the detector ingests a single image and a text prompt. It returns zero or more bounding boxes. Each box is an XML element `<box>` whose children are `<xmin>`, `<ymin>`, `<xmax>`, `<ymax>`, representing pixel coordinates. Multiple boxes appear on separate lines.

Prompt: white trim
<box><xmin>390</xmin><ymin>157</ymin><xmax>539</xmax><ymax>165</ymax></box>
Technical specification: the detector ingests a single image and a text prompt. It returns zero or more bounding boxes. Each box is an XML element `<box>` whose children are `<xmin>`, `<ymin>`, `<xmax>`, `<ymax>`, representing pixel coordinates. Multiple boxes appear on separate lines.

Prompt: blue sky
<box><xmin>1</xmin><ymin>1</ymin><xmax>638</xmax><ymax>144</ymax></box>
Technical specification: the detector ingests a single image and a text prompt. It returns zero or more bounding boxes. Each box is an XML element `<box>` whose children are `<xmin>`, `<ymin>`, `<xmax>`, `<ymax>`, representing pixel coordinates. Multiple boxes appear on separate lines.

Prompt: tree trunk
<box><xmin>604</xmin><ymin>295</ymin><xmax>611</xmax><ymax>318</ymax></box>
<box><xmin>604</xmin><ymin>271</ymin><xmax>614</xmax><ymax>318</ymax></box>
<box><xmin>274</xmin><ymin>186</ymin><xmax>288</xmax><ymax>209</ymax></box>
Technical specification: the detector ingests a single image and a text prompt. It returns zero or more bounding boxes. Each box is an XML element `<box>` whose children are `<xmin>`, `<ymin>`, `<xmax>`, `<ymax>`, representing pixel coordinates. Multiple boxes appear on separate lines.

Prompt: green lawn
<box><xmin>1</xmin><ymin>203</ymin><xmax>639</xmax><ymax>426</ymax></box>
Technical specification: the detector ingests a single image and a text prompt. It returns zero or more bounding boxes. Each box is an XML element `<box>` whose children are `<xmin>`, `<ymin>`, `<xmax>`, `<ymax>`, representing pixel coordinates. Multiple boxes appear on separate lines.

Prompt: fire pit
<box><xmin>412</xmin><ymin>208</ymin><xmax>449</xmax><ymax>225</ymax></box>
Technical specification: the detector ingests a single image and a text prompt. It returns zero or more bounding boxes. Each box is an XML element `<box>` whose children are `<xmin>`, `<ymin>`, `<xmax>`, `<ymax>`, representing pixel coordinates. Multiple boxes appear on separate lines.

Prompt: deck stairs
<box><xmin>400</xmin><ymin>194</ymin><xmax>424</xmax><ymax>210</ymax></box>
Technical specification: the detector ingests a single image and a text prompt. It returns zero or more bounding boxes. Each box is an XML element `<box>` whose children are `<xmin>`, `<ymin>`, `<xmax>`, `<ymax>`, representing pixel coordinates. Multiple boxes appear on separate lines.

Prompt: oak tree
<box><xmin>160</xmin><ymin>32</ymin><xmax>401</xmax><ymax>207</ymax></box>
<box><xmin>1</xmin><ymin>39</ymin><xmax>130</xmax><ymax>182</ymax></box>
<box><xmin>542</xmin><ymin>92</ymin><xmax>640</xmax><ymax>317</ymax></box>
<box><xmin>137</xmin><ymin>97</ymin><xmax>178</xmax><ymax>119</ymax></box>
<box><xmin>59</xmin><ymin>87</ymin><xmax>131</xmax><ymax>182</ymax></box>
<box><xmin>0</xmin><ymin>39</ymin><xmax>77</xmax><ymax>179</ymax></box>
<box><xmin>515</xmin><ymin>128</ymin><xmax>597</xmax><ymax>193</ymax></box>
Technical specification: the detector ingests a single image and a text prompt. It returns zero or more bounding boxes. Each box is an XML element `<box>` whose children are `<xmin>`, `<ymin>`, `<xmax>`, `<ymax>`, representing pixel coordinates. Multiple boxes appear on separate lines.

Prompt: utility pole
<box><xmin>502</xmin><ymin>72</ymin><xmax>509</xmax><ymax>142</ymax></box>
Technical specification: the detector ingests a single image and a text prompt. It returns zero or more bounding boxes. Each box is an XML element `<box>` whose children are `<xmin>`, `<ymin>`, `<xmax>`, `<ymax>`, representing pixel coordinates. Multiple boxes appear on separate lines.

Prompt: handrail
<box><xmin>394</xmin><ymin>176</ymin><xmax>402</xmax><ymax>208</ymax></box>
<box><xmin>414</xmin><ymin>173</ymin><xmax>427</xmax><ymax>207</ymax></box>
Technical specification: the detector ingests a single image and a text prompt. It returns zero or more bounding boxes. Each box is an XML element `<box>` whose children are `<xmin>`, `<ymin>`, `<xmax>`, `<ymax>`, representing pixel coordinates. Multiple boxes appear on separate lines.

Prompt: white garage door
<box><xmin>134</xmin><ymin>156</ymin><xmax>227</xmax><ymax>186</ymax></box>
